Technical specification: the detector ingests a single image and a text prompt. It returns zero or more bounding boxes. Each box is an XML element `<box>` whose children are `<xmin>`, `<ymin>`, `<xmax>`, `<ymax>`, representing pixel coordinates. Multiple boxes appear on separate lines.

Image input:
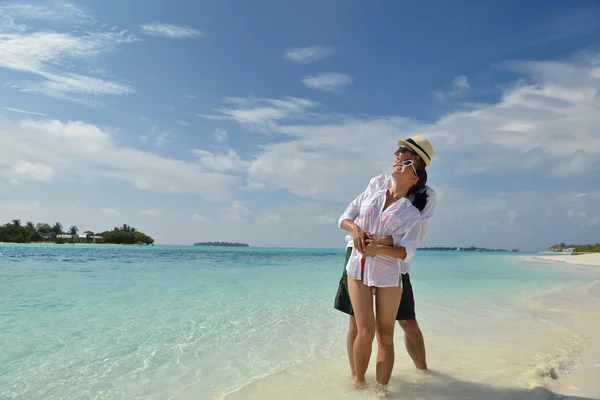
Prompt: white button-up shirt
<box><xmin>338</xmin><ymin>183</ymin><xmax>422</xmax><ymax>288</ymax></box>
<box><xmin>341</xmin><ymin>175</ymin><xmax>437</xmax><ymax>275</ymax></box>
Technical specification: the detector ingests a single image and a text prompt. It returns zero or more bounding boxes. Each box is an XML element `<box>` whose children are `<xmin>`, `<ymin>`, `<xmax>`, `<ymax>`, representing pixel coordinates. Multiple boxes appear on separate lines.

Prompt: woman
<box><xmin>339</xmin><ymin>158</ymin><xmax>428</xmax><ymax>389</ymax></box>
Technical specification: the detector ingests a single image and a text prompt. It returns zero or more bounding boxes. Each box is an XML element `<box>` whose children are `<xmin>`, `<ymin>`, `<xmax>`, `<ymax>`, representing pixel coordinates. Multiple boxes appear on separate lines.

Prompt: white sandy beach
<box><xmin>526</xmin><ymin>253</ymin><xmax>600</xmax><ymax>267</ymax></box>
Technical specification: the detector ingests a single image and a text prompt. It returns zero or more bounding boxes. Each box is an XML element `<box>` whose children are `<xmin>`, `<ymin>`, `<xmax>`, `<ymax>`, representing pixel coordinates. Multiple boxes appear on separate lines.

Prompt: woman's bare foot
<box><xmin>352</xmin><ymin>380</ymin><xmax>368</xmax><ymax>390</ymax></box>
<box><xmin>374</xmin><ymin>382</ymin><xmax>388</xmax><ymax>398</ymax></box>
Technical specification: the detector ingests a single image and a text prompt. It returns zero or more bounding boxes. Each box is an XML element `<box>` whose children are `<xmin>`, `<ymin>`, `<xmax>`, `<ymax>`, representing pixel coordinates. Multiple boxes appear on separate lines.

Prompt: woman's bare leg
<box><xmin>375</xmin><ymin>285</ymin><xmax>403</xmax><ymax>386</ymax></box>
<box><xmin>347</xmin><ymin>277</ymin><xmax>375</xmax><ymax>386</ymax></box>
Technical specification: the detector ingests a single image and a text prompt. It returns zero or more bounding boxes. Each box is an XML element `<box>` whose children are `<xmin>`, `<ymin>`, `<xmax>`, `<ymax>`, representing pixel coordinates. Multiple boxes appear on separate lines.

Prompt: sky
<box><xmin>1</xmin><ymin>0</ymin><xmax>600</xmax><ymax>250</ymax></box>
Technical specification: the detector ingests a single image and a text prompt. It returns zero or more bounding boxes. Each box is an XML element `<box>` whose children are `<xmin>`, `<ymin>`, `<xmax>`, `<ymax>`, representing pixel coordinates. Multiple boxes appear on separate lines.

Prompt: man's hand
<box><xmin>364</xmin><ymin>239</ymin><xmax>380</xmax><ymax>257</ymax></box>
<box><xmin>352</xmin><ymin>226</ymin><xmax>371</xmax><ymax>253</ymax></box>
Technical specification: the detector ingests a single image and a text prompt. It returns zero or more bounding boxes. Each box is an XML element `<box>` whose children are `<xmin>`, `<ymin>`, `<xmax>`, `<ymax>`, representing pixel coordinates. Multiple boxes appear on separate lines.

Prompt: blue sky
<box><xmin>1</xmin><ymin>0</ymin><xmax>600</xmax><ymax>250</ymax></box>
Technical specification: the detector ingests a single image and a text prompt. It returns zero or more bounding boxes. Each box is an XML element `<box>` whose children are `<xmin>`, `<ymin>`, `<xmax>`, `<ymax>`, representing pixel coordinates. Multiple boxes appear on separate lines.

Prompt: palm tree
<box><xmin>120</xmin><ymin>224</ymin><xmax>136</xmax><ymax>232</ymax></box>
<box><xmin>11</xmin><ymin>219</ymin><xmax>21</xmax><ymax>227</ymax></box>
<box><xmin>52</xmin><ymin>222</ymin><xmax>63</xmax><ymax>235</ymax></box>
<box><xmin>36</xmin><ymin>223</ymin><xmax>52</xmax><ymax>235</ymax></box>
<box><xmin>69</xmin><ymin>225</ymin><xmax>79</xmax><ymax>235</ymax></box>
<box><xmin>25</xmin><ymin>221</ymin><xmax>35</xmax><ymax>230</ymax></box>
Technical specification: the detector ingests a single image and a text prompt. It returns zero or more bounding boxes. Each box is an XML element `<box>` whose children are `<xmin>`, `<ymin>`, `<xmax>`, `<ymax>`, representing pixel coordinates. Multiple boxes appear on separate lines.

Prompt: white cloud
<box><xmin>191</xmin><ymin>213</ymin><xmax>208</xmax><ymax>222</ymax></box>
<box><xmin>0</xmin><ymin>116</ymin><xmax>240</xmax><ymax>202</ymax></box>
<box><xmin>139</xmin><ymin>23</ymin><xmax>204</xmax><ymax>39</ymax></box>
<box><xmin>177</xmin><ymin>120</ymin><xmax>194</xmax><ymax>129</ymax></box>
<box><xmin>0</xmin><ymin>2</ymin><xmax>94</xmax><ymax>32</ymax></box>
<box><xmin>283</xmin><ymin>45</ymin><xmax>334</xmax><ymax>63</ymax></box>
<box><xmin>139</xmin><ymin>126</ymin><xmax>172</xmax><ymax>148</ymax></box>
<box><xmin>153</xmin><ymin>131</ymin><xmax>171</xmax><ymax>148</ymax></box>
<box><xmin>0</xmin><ymin>31</ymin><xmax>136</xmax><ymax>102</ymax></box>
<box><xmin>22</xmin><ymin>72</ymin><xmax>135</xmax><ymax>97</ymax></box>
<box><xmin>10</xmin><ymin>161</ymin><xmax>55</xmax><ymax>182</ymax></box>
<box><xmin>301</xmin><ymin>73</ymin><xmax>352</xmax><ymax>92</ymax></box>
<box><xmin>3</xmin><ymin>107</ymin><xmax>47</xmax><ymax>116</ymax></box>
<box><xmin>0</xmin><ymin>3</ymin><xmax>138</xmax><ymax>104</ymax></box>
<box><xmin>314</xmin><ymin>212</ymin><xmax>339</xmax><ymax>225</ymax></box>
<box><xmin>193</xmin><ymin>149</ymin><xmax>249</xmax><ymax>172</ymax></box>
<box><xmin>450</xmin><ymin>75</ymin><xmax>470</xmax><ymax>93</ymax></box>
<box><xmin>433</xmin><ymin>74</ymin><xmax>471</xmax><ymax>100</ymax></box>
<box><xmin>141</xmin><ymin>209</ymin><xmax>161</xmax><ymax>216</ymax></box>
<box><xmin>225</xmin><ymin>201</ymin><xmax>253</xmax><ymax>222</ymax></box>
<box><xmin>214</xmin><ymin>129</ymin><xmax>228</xmax><ymax>143</ymax></box>
<box><xmin>202</xmin><ymin>96</ymin><xmax>317</xmax><ymax>129</ymax></box>
<box><xmin>100</xmin><ymin>208</ymin><xmax>120</xmax><ymax>215</ymax></box>
<box><xmin>257</xmin><ymin>212</ymin><xmax>281</xmax><ymax>224</ymax></box>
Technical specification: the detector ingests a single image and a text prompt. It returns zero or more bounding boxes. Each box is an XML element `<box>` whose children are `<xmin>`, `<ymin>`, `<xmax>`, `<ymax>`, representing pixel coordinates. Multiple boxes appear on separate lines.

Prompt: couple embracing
<box><xmin>334</xmin><ymin>135</ymin><xmax>436</xmax><ymax>390</ymax></box>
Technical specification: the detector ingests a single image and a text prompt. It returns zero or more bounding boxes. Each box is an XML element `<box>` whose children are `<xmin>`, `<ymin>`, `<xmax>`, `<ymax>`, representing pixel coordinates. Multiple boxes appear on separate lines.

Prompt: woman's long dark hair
<box><xmin>408</xmin><ymin>162</ymin><xmax>428</xmax><ymax>212</ymax></box>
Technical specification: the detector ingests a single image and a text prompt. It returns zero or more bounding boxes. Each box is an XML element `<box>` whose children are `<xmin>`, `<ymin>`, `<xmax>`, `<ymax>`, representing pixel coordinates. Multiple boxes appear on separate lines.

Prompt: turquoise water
<box><xmin>1</xmin><ymin>244</ymin><xmax>598</xmax><ymax>399</ymax></box>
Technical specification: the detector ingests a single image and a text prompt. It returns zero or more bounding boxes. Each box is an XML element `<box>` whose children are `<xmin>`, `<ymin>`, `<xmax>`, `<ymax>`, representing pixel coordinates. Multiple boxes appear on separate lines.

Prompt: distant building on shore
<box><xmin>548</xmin><ymin>243</ymin><xmax>574</xmax><ymax>253</ymax></box>
<box><xmin>56</xmin><ymin>233</ymin><xmax>102</xmax><ymax>243</ymax></box>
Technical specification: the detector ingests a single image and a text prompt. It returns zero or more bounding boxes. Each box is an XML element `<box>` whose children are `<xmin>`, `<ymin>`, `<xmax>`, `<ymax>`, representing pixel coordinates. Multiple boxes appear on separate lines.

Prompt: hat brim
<box><xmin>397</xmin><ymin>139</ymin><xmax>431</xmax><ymax>167</ymax></box>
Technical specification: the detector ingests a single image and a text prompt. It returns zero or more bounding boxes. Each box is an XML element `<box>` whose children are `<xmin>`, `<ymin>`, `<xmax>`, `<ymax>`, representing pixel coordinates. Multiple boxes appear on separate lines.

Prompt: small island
<box><xmin>0</xmin><ymin>219</ymin><xmax>154</xmax><ymax>245</ymax></box>
<box><xmin>193</xmin><ymin>241</ymin><xmax>249</xmax><ymax>247</ymax></box>
<box><xmin>548</xmin><ymin>242</ymin><xmax>600</xmax><ymax>253</ymax></box>
<box><xmin>418</xmin><ymin>246</ymin><xmax>519</xmax><ymax>252</ymax></box>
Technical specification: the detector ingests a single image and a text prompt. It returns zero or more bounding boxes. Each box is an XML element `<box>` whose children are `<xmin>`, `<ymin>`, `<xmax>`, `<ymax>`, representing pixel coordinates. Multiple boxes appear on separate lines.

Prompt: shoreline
<box><xmin>520</xmin><ymin>254</ymin><xmax>600</xmax><ymax>398</ymax></box>
<box><xmin>525</xmin><ymin>253</ymin><xmax>600</xmax><ymax>267</ymax></box>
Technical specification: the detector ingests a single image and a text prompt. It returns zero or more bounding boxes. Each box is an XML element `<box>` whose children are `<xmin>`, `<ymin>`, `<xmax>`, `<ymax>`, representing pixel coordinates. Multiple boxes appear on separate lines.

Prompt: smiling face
<box><xmin>391</xmin><ymin>159</ymin><xmax>419</xmax><ymax>186</ymax></box>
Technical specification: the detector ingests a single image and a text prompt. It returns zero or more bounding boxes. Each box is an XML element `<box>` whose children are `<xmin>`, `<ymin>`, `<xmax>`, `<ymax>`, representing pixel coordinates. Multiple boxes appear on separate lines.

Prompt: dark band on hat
<box><xmin>406</xmin><ymin>138</ymin><xmax>431</xmax><ymax>161</ymax></box>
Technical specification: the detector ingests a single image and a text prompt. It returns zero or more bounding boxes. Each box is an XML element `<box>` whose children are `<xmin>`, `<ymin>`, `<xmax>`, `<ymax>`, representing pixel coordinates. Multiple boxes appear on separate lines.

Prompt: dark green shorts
<box><xmin>333</xmin><ymin>247</ymin><xmax>416</xmax><ymax>320</ymax></box>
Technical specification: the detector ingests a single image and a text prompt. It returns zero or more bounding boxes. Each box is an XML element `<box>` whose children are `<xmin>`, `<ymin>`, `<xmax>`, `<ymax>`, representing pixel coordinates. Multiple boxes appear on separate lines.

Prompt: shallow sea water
<box><xmin>1</xmin><ymin>245</ymin><xmax>599</xmax><ymax>399</ymax></box>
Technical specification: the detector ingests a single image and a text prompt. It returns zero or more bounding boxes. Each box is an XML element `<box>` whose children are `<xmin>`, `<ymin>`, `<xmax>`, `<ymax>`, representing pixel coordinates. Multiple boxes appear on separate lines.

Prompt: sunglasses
<box><xmin>400</xmin><ymin>159</ymin><xmax>418</xmax><ymax>176</ymax></box>
<box><xmin>398</xmin><ymin>146</ymin><xmax>417</xmax><ymax>155</ymax></box>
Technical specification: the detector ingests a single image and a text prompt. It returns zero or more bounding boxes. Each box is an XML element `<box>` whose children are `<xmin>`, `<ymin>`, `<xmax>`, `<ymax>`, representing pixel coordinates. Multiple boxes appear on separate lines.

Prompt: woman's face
<box><xmin>393</xmin><ymin>145</ymin><xmax>419</xmax><ymax>166</ymax></box>
<box><xmin>392</xmin><ymin>159</ymin><xmax>419</xmax><ymax>185</ymax></box>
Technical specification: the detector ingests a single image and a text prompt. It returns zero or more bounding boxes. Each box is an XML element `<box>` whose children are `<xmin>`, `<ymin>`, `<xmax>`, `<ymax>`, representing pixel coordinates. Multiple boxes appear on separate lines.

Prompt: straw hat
<box><xmin>397</xmin><ymin>135</ymin><xmax>435</xmax><ymax>167</ymax></box>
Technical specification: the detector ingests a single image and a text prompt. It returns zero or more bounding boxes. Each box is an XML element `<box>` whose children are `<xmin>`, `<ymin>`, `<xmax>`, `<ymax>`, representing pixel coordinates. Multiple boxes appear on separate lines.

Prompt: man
<box><xmin>334</xmin><ymin>135</ymin><xmax>436</xmax><ymax>381</ymax></box>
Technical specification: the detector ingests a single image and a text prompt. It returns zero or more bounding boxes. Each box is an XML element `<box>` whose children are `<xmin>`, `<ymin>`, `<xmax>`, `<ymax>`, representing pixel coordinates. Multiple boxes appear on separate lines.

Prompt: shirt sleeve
<box><xmin>337</xmin><ymin>175</ymin><xmax>387</xmax><ymax>230</ymax></box>
<box><xmin>338</xmin><ymin>190</ymin><xmax>368</xmax><ymax>230</ymax></box>
<box><xmin>392</xmin><ymin>209</ymin><xmax>422</xmax><ymax>262</ymax></box>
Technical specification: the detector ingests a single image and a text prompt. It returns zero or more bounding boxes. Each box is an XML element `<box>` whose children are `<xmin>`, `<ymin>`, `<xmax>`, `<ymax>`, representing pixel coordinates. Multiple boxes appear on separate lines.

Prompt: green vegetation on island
<box><xmin>0</xmin><ymin>220</ymin><xmax>154</xmax><ymax>245</ymax></box>
<box><xmin>193</xmin><ymin>241</ymin><xmax>249</xmax><ymax>247</ymax></box>
<box><xmin>574</xmin><ymin>244</ymin><xmax>600</xmax><ymax>253</ymax></box>
<box><xmin>419</xmin><ymin>246</ymin><xmax>519</xmax><ymax>252</ymax></box>
<box><xmin>548</xmin><ymin>242</ymin><xmax>600</xmax><ymax>253</ymax></box>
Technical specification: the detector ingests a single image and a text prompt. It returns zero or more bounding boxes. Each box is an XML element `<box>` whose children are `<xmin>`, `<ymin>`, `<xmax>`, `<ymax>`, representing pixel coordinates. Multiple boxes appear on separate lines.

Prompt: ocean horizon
<box><xmin>1</xmin><ymin>244</ymin><xmax>599</xmax><ymax>399</ymax></box>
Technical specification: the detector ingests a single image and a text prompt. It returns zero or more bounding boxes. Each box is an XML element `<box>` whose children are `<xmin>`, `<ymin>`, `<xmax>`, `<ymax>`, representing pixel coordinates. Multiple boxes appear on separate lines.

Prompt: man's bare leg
<box><xmin>398</xmin><ymin>319</ymin><xmax>427</xmax><ymax>370</ymax></box>
<box><xmin>347</xmin><ymin>316</ymin><xmax>357</xmax><ymax>376</ymax></box>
